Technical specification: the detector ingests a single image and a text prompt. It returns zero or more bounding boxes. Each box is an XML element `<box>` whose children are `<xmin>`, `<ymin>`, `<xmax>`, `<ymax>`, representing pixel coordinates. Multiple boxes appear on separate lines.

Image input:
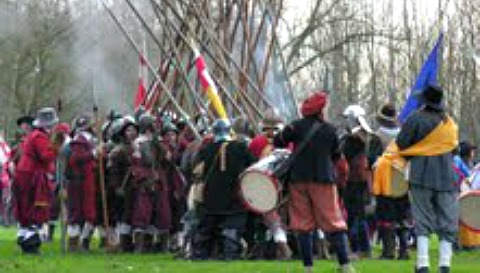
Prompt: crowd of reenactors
<box><xmin>0</xmin><ymin>85</ymin><xmax>475</xmax><ymax>273</ymax></box>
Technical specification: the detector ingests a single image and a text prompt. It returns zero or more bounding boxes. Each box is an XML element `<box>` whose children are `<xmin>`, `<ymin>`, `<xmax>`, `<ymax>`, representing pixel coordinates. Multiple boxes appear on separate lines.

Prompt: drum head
<box><xmin>239</xmin><ymin>170</ymin><xmax>278</xmax><ymax>214</ymax></box>
<box><xmin>390</xmin><ymin>167</ymin><xmax>409</xmax><ymax>198</ymax></box>
<box><xmin>459</xmin><ymin>191</ymin><xmax>480</xmax><ymax>233</ymax></box>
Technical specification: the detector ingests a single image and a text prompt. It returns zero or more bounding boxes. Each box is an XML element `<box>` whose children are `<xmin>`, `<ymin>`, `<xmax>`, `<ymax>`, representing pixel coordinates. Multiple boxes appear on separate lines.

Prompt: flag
<box><xmin>398</xmin><ymin>33</ymin><xmax>443</xmax><ymax>123</ymax></box>
<box><xmin>134</xmin><ymin>54</ymin><xmax>147</xmax><ymax>109</ymax></box>
<box><xmin>194</xmin><ymin>50</ymin><xmax>228</xmax><ymax>119</ymax></box>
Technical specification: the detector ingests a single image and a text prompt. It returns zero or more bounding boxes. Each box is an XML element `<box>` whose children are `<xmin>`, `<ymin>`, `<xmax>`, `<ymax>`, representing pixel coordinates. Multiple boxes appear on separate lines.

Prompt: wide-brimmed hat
<box><xmin>33</xmin><ymin>107</ymin><xmax>59</xmax><ymax>129</ymax></box>
<box><xmin>421</xmin><ymin>85</ymin><xmax>444</xmax><ymax>111</ymax></box>
<box><xmin>16</xmin><ymin>115</ymin><xmax>34</xmax><ymax>127</ymax></box>
<box><xmin>376</xmin><ymin>104</ymin><xmax>398</xmax><ymax>128</ymax></box>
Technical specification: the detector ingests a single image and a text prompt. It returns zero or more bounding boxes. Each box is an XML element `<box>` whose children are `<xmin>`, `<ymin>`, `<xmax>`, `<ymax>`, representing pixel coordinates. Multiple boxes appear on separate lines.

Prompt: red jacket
<box><xmin>16</xmin><ymin>129</ymin><xmax>57</xmax><ymax>172</ymax></box>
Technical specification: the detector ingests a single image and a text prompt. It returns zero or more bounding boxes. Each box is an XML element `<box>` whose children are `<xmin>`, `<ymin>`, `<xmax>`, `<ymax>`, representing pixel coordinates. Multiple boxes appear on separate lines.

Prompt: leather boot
<box><xmin>47</xmin><ymin>224</ymin><xmax>55</xmax><ymax>242</ymax></box>
<box><xmin>144</xmin><ymin>233</ymin><xmax>153</xmax><ymax>253</ymax></box>
<box><xmin>134</xmin><ymin>232</ymin><xmax>145</xmax><ymax>253</ymax></box>
<box><xmin>68</xmin><ymin>236</ymin><xmax>80</xmax><ymax>253</ymax></box>
<box><xmin>397</xmin><ymin>228</ymin><xmax>410</xmax><ymax>260</ymax></box>
<box><xmin>120</xmin><ymin>234</ymin><xmax>134</xmax><ymax>253</ymax></box>
<box><xmin>98</xmin><ymin>237</ymin><xmax>106</xmax><ymax>249</ymax></box>
<box><xmin>379</xmin><ymin>227</ymin><xmax>395</xmax><ymax>259</ymax></box>
<box><xmin>81</xmin><ymin>238</ymin><xmax>91</xmax><ymax>252</ymax></box>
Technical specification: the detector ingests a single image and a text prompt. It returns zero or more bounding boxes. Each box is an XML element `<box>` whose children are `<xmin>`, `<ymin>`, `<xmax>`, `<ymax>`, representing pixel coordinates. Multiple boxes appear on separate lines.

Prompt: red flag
<box><xmin>134</xmin><ymin>54</ymin><xmax>147</xmax><ymax>109</ymax></box>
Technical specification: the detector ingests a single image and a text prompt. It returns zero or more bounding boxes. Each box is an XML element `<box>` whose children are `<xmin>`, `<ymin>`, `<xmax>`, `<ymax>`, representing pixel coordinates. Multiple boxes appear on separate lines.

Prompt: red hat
<box><xmin>53</xmin><ymin>122</ymin><xmax>71</xmax><ymax>135</ymax></box>
<box><xmin>300</xmin><ymin>91</ymin><xmax>328</xmax><ymax>117</ymax></box>
<box><xmin>248</xmin><ymin>135</ymin><xmax>270</xmax><ymax>159</ymax></box>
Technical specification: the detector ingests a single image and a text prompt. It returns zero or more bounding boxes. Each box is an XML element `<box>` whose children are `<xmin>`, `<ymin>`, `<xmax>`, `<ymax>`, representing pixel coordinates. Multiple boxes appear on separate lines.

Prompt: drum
<box><xmin>459</xmin><ymin>190</ymin><xmax>480</xmax><ymax>233</ymax></box>
<box><xmin>239</xmin><ymin>149</ymin><xmax>291</xmax><ymax>214</ymax></box>
<box><xmin>389</xmin><ymin>162</ymin><xmax>409</xmax><ymax>198</ymax></box>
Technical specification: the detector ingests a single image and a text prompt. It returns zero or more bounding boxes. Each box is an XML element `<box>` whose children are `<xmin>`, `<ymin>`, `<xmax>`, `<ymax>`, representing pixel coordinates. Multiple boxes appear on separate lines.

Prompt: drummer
<box><xmin>454</xmin><ymin>141</ymin><xmax>480</xmax><ymax>250</ymax></box>
<box><xmin>274</xmin><ymin>91</ymin><xmax>355</xmax><ymax>273</ymax></box>
<box><xmin>248</xmin><ymin>110</ymin><xmax>292</xmax><ymax>260</ymax></box>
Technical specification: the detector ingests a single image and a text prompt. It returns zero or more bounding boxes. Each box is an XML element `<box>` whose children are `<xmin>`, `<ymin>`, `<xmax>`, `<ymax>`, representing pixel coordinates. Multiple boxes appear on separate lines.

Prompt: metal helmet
<box><xmin>108</xmin><ymin>118</ymin><xmax>127</xmax><ymax>142</ymax></box>
<box><xmin>72</xmin><ymin>114</ymin><xmax>94</xmax><ymax>134</ymax></box>
<box><xmin>138</xmin><ymin>113</ymin><xmax>157</xmax><ymax>133</ymax></box>
<box><xmin>211</xmin><ymin>119</ymin><xmax>231</xmax><ymax>142</ymax></box>
<box><xmin>342</xmin><ymin>105</ymin><xmax>372</xmax><ymax>134</ymax></box>
<box><xmin>342</xmin><ymin>105</ymin><xmax>367</xmax><ymax>118</ymax></box>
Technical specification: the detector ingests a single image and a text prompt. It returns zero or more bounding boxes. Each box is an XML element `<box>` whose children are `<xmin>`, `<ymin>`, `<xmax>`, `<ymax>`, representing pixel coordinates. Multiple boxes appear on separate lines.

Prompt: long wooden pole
<box><xmin>102</xmin><ymin>1</ymin><xmax>201</xmax><ymax>140</ymax></box>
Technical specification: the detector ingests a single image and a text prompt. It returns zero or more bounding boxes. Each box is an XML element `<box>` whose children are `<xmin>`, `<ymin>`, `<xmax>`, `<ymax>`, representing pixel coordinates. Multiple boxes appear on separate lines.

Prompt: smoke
<box><xmin>67</xmin><ymin>1</ymin><xmax>138</xmax><ymax>118</ymax></box>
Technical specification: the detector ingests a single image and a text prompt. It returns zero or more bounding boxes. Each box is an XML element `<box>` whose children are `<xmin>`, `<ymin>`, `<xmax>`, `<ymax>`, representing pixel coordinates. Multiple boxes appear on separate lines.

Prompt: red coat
<box><xmin>16</xmin><ymin>129</ymin><xmax>57</xmax><ymax>172</ymax></box>
<box><xmin>13</xmin><ymin>129</ymin><xmax>57</xmax><ymax>226</ymax></box>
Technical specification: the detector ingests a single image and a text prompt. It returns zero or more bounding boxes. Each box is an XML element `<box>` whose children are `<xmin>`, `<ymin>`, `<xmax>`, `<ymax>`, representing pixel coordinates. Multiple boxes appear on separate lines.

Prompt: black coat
<box><xmin>396</xmin><ymin>108</ymin><xmax>457</xmax><ymax>192</ymax></box>
<box><xmin>196</xmin><ymin>140</ymin><xmax>255</xmax><ymax>214</ymax></box>
<box><xmin>273</xmin><ymin>116</ymin><xmax>341</xmax><ymax>184</ymax></box>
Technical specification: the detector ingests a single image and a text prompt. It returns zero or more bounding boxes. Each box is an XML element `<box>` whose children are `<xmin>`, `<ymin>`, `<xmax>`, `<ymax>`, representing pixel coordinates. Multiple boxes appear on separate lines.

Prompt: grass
<box><xmin>0</xmin><ymin>227</ymin><xmax>478</xmax><ymax>273</ymax></box>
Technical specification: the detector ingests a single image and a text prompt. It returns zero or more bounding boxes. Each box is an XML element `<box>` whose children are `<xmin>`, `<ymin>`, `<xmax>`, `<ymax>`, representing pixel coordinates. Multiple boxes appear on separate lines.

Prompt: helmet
<box><xmin>33</xmin><ymin>107</ymin><xmax>59</xmax><ymax>129</ymax></box>
<box><xmin>211</xmin><ymin>119</ymin><xmax>231</xmax><ymax>142</ymax></box>
<box><xmin>342</xmin><ymin>105</ymin><xmax>367</xmax><ymax>118</ymax></box>
<box><xmin>162</xmin><ymin>122</ymin><xmax>178</xmax><ymax>135</ymax></box>
<box><xmin>72</xmin><ymin>114</ymin><xmax>94</xmax><ymax>133</ymax></box>
<box><xmin>342</xmin><ymin>105</ymin><xmax>372</xmax><ymax>134</ymax></box>
<box><xmin>138</xmin><ymin>113</ymin><xmax>157</xmax><ymax>133</ymax></box>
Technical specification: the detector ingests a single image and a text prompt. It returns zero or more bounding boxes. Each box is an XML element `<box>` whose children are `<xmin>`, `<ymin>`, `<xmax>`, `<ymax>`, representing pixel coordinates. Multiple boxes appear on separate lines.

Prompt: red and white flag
<box><xmin>134</xmin><ymin>54</ymin><xmax>147</xmax><ymax>109</ymax></box>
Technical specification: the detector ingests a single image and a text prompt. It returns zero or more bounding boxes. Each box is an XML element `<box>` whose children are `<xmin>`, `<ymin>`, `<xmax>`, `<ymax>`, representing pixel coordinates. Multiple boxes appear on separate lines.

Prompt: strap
<box><xmin>203</xmin><ymin>142</ymin><xmax>228</xmax><ymax>182</ymax></box>
<box><xmin>274</xmin><ymin>121</ymin><xmax>323</xmax><ymax>178</ymax></box>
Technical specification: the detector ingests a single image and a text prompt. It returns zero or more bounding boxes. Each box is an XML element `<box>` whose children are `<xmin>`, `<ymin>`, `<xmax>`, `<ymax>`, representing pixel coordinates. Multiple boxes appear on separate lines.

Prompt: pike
<box><xmin>173</xmin><ymin>0</ymin><xmax>275</xmax><ymax>110</ymax></box>
<box><xmin>151</xmin><ymin>0</ymin><xmax>265</xmax><ymax>125</ymax></box>
<box><xmin>138</xmin><ymin>0</ymin><xmax>247</xmax><ymax>119</ymax></box>
<box><xmin>102</xmin><ymin>1</ymin><xmax>201</xmax><ymax>140</ymax></box>
<box><xmin>124</xmin><ymin>0</ymin><xmax>210</xmax><ymax>118</ymax></box>
<box><xmin>126</xmin><ymin>0</ymin><xmax>212</xmax><ymax>118</ymax></box>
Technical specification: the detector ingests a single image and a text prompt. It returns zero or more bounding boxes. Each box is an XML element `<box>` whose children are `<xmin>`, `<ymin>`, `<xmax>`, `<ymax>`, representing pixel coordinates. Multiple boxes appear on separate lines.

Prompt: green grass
<box><xmin>0</xmin><ymin>227</ymin><xmax>478</xmax><ymax>273</ymax></box>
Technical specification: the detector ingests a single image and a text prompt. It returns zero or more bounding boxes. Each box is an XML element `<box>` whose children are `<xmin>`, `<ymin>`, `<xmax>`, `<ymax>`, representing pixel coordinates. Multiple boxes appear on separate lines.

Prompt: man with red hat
<box><xmin>13</xmin><ymin>107</ymin><xmax>60</xmax><ymax>254</ymax></box>
<box><xmin>274</xmin><ymin>91</ymin><xmax>355</xmax><ymax>273</ymax></box>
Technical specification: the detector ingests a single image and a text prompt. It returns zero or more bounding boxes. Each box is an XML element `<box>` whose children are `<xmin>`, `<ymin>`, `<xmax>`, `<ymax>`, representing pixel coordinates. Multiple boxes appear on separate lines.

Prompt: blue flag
<box><xmin>398</xmin><ymin>33</ymin><xmax>443</xmax><ymax>123</ymax></box>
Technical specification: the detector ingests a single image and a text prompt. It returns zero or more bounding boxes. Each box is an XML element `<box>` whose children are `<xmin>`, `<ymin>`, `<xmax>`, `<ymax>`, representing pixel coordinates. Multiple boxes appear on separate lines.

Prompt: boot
<box><xmin>68</xmin><ymin>236</ymin><xmax>80</xmax><ymax>253</ymax></box>
<box><xmin>314</xmin><ymin>238</ymin><xmax>330</xmax><ymax>260</ymax></box>
<box><xmin>276</xmin><ymin>241</ymin><xmax>293</xmax><ymax>260</ymax></box>
<box><xmin>144</xmin><ymin>233</ymin><xmax>153</xmax><ymax>253</ymax></box>
<box><xmin>439</xmin><ymin>266</ymin><xmax>450</xmax><ymax>273</ymax></box>
<box><xmin>154</xmin><ymin>232</ymin><xmax>170</xmax><ymax>253</ymax></box>
<box><xmin>120</xmin><ymin>234</ymin><xmax>134</xmax><ymax>252</ymax></box>
<box><xmin>415</xmin><ymin>267</ymin><xmax>429</xmax><ymax>273</ymax></box>
<box><xmin>397</xmin><ymin>228</ymin><xmax>410</xmax><ymax>260</ymax></box>
<box><xmin>379</xmin><ymin>227</ymin><xmax>395</xmax><ymax>259</ymax></box>
<box><xmin>21</xmin><ymin>233</ymin><xmax>41</xmax><ymax>255</ymax></box>
<box><xmin>81</xmin><ymin>238</ymin><xmax>91</xmax><ymax>252</ymax></box>
<box><xmin>134</xmin><ymin>232</ymin><xmax>146</xmax><ymax>253</ymax></box>
<box><xmin>47</xmin><ymin>224</ymin><xmax>55</xmax><ymax>242</ymax></box>
<box><xmin>98</xmin><ymin>236</ymin><xmax>106</xmax><ymax>249</ymax></box>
